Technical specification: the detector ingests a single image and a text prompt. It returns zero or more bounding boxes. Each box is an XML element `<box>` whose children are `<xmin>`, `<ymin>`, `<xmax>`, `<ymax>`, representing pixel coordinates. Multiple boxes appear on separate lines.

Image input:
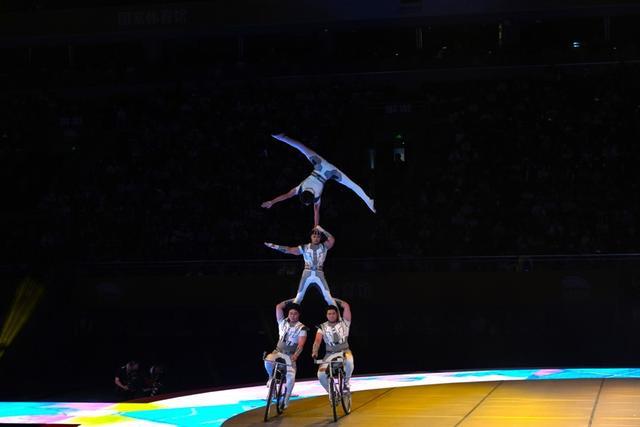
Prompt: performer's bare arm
<box><xmin>336</xmin><ymin>299</ymin><xmax>351</xmax><ymax>322</ymax></box>
<box><xmin>114</xmin><ymin>377</ymin><xmax>129</xmax><ymax>390</ymax></box>
<box><xmin>311</xmin><ymin>331</ymin><xmax>323</xmax><ymax>359</ymax></box>
<box><xmin>292</xmin><ymin>334</ymin><xmax>306</xmax><ymax>362</ymax></box>
<box><xmin>314</xmin><ymin>201</ymin><xmax>321</xmax><ymax>226</ymax></box>
<box><xmin>264</xmin><ymin>242</ymin><xmax>302</xmax><ymax>256</ymax></box>
<box><xmin>315</xmin><ymin>225</ymin><xmax>335</xmax><ymax>250</ymax></box>
<box><xmin>262</xmin><ymin>187</ymin><xmax>298</xmax><ymax>209</ymax></box>
<box><xmin>272</xmin><ymin>134</ymin><xmax>321</xmax><ymax>163</ymax></box>
<box><xmin>276</xmin><ymin>299</ymin><xmax>293</xmax><ymax>322</ymax></box>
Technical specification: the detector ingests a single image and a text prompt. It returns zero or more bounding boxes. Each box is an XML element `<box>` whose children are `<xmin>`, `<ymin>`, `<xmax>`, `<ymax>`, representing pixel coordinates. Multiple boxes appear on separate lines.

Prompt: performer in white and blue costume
<box><xmin>312</xmin><ymin>299</ymin><xmax>354</xmax><ymax>392</ymax></box>
<box><xmin>264</xmin><ymin>225</ymin><xmax>337</xmax><ymax>306</ymax></box>
<box><xmin>261</xmin><ymin>133</ymin><xmax>376</xmax><ymax>225</ymax></box>
<box><xmin>264</xmin><ymin>299</ymin><xmax>307</xmax><ymax>409</ymax></box>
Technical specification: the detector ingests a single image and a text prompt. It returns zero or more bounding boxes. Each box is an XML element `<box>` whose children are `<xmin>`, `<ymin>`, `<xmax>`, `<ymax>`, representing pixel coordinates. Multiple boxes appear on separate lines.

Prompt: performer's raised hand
<box><xmin>261</xmin><ymin>188</ymin><xmax>298</xmax><ymax>210</ymax></box>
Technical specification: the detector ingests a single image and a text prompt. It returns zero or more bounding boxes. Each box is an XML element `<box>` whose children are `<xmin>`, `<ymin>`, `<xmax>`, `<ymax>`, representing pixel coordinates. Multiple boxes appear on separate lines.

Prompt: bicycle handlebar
<box><xmin>313</xmin><ymin>355</ymin><xmax>345</xmax><ymax>365</ymax></box>
<box><xmin>263</xmin><ymin>352</ymin><xmax>293</xmax><ymax>367</ymax></box>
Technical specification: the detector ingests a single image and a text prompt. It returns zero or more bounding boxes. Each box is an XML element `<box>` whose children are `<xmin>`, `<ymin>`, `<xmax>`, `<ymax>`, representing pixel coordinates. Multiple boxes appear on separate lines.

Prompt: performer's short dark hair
<box><xmin>299</xmin><ymin>190</ymin><xmax>315</xmax><ymax>206</ymax></box>
<box><xmin>286</xmin><ymin>302</ymin><xmax>302</xmax><ymax>314</ymax></box>
<box><xmin>310</xmin><ymin>228</ymin><xmax>327</xmax><ymax>243</ymax></box>
<box><xmin>326</xmin><ymin>305</ymin><xmax>339</xmax><ymax>313</ymax></box>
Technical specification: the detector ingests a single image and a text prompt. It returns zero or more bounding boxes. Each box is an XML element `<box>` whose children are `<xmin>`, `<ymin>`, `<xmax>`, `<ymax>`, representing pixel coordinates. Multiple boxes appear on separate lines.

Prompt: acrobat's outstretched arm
<box><xmin>272</xmin><ymin>134</ymin><xmax>321</xmax><ymax>164</ymax></box>
<box><xmin>334</xmin><ymin>171</ymin><xmax>376</xmax><ymax>213</ymax></box>
<box><xmin>264</xmin><ymin>242</ymin><xmax>302</xmax><ymax>256</ymax></box>
<box><xmin>261</xmin><ymin>186</ymin><xmax>298</xmax><ymax>209</ymax></box>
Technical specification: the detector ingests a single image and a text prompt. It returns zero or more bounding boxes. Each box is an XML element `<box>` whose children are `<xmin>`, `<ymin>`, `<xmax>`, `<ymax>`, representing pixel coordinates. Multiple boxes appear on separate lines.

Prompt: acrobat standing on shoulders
<box><xmin>264</xmin><ymin>225</ymin><xmax>337</xmax><ymax>306</ymax></box>
<box><xmin>261</xmin><ymin>133</ymin><xmax>376</xmax><ymax>225</ymax></box>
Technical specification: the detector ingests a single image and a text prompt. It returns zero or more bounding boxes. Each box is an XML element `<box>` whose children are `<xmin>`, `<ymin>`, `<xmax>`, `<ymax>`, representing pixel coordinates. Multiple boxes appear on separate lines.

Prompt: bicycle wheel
<box><xmin>339</xmin><ymin>370</ymin><xmax>351</xmax><ymax>415</ymax></box>
<box><xmin>264</xmin><ymin>375</ymin><xmax>277</xmax><ymax>422</ymax></box>
<box><xmin>276</xmin><ymin>370</ymin><xmax>286</xmax><ymax>414</ymax></box>
<box><xmin>329</xmin><ymin>376</ymin><xmax>338</xmax><ymax>422</ymax></box>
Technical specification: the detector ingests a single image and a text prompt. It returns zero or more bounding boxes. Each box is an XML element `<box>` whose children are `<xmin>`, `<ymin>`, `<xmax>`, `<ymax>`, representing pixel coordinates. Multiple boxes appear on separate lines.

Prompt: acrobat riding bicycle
<box><xmin>315</xmin><ymin>352</ymin><xmax>352</xmax><ymax>421</ymax></box>
<box><xmin>263</xmin><ymin>352</ymin><xmax>292</xmax><ymax>421</ymax></box>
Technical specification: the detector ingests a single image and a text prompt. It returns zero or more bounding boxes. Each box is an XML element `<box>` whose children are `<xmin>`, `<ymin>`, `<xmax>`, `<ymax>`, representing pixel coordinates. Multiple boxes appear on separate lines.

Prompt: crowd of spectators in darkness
<box><xmin>3</xmin><ymin>35</ymin><xmax>640</xmax><ymax>396</ymax></box>
<box><xmin>2</xmin><ymin>51</ymin><xmax>640</xmax><ymax>264</ymax></box>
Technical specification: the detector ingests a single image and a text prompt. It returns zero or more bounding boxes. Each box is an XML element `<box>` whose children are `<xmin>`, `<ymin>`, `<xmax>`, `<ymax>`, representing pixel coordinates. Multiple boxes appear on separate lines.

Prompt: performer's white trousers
<box><xmin>317</xmin><ymin>350</ymin><xmax>354</xmax><ymax>392</ymax></box>
<box><xmin>264</xmin><ymin>352</ymin><xmax>296</xmax><ymax>404</ymax></box>
<box><xmin>294</xmin><ymin>269</ymin><xmax>336</xmax><ymax>306</ymax></box>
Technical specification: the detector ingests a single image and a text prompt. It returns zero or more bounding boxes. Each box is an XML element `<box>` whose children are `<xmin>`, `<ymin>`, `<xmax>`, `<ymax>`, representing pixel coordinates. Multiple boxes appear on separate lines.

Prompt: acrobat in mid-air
<box><xmin>261</xmin><ymin>133</ymin><xmax>376</xmax><ymax>225</ymax></box>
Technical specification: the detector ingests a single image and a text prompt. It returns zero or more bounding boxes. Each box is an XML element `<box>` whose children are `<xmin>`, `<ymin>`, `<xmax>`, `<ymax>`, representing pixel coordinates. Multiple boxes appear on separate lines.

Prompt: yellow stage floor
<box><xmin>225</xmin><ymin>379</ymin><xmax>640</xmax><ymax>426</ymax></box>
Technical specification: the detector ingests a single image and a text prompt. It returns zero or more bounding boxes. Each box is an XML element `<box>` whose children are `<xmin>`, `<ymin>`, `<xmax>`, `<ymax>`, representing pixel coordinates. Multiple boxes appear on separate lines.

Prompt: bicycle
<box><xmin>263</xmin><ymin>352</ymin><xmax>290</xmax><ymax>421</ymax></box>
<box><xmin>314</xmin><ymin>352</ymin><xmax>352</xmax><ymax>421</ymax></box>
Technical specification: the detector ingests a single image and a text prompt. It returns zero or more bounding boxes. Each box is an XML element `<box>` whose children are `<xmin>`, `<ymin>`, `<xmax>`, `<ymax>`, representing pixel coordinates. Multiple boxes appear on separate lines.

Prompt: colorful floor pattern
<box><xmin>1</xmin><ymin>368</ymin><xmax>640</xmax><ymax>426</ymax></box>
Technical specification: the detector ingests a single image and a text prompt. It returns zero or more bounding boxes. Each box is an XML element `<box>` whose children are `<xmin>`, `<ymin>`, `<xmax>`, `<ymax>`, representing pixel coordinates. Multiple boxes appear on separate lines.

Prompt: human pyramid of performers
<box><xmin>261</xmin><ymin>134</ymin><xmax>376</xmax><ymax>410</ymax></box>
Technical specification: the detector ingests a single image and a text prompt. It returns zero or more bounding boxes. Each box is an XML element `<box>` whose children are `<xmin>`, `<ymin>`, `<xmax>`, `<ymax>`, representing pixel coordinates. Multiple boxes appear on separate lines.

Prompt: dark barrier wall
<box><xmin>1</xmin><ymin>257</ymin><xmax>639</xmax><ymax>399</ymax></box>
<box><xmin>3</xmin><ymin>0</ymin><xmax>640</xmax><ymax>39</ymax></box>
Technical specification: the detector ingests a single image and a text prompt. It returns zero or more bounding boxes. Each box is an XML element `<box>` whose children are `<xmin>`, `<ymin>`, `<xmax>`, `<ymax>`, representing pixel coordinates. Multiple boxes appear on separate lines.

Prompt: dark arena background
<box><xmin>4</xmin><ymin>0</ymin><xmax>640</xmax><ymax>425</ymax></box>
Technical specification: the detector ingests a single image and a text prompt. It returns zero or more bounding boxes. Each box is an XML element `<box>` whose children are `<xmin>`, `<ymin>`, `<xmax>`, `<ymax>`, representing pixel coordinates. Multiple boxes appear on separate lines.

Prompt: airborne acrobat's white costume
<box><xmin>268</xmin><ymin>134</ymin><xmax>376</xmax><ymax>214</ymax></box>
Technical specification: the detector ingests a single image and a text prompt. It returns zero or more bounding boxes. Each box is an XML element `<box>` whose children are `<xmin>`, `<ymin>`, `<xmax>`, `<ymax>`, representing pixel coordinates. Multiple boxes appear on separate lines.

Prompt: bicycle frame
<box><xmin>314</xmin><ymin>353</ymin><xmax>351</xmax><ymax>421</ymax></box>
<box><xmin>263</xmin><ymin>353</ymin><xmax>292</xmax><ymax>421</ymax></box>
